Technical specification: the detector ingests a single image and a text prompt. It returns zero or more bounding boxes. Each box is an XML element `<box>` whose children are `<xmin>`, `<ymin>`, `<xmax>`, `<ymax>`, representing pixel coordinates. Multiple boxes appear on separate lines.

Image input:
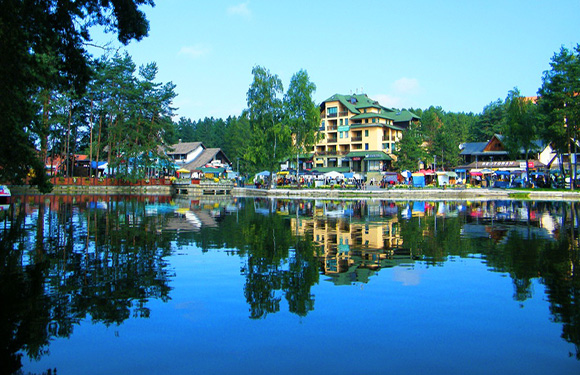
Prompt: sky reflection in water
<box><xmin>0</xmin><ymin>195</ymin><xmax>578</xmax><ymax>375</ymax></box>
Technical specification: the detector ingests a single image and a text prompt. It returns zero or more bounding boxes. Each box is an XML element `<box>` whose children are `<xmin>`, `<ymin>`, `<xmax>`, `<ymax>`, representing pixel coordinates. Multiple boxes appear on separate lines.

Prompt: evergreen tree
<box><xmin>537</xmin><ymin>44</ymin><xmax>580</xmax><ymax>186</ymax></box>
<box><xmin>394</xmin><ymin>121</ymin><xmax>426</xmax><ymax>171</ymax></box>
<box><xmin>503</xmin><ymin>88</ymin><xmax>540</xmax><ymax>185</ymax></box>
<box><xmin>0</xmin><ymin>0</ymin><xmax>153</xmax><ymax>191</ymax></box>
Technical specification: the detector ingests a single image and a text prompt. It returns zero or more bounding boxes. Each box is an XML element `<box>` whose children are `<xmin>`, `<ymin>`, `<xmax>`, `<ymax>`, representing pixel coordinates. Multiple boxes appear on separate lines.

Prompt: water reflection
<box><xmin>1</xmin><ymin>195</ymin><xmax>579</xmax><ymax>374</ymax></box>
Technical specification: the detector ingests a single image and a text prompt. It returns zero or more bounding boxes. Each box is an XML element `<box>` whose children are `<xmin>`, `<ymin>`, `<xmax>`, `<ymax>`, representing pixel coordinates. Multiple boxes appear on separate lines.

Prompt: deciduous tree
<box><xmin>246</xmin><ymin>66</ymin><xmax>291</xmax><ymax>184</ymax></box>
<box><xmin>284</xmin><ymin>69</ymin><xmax>320</xmax><ymax>184</ymax></box>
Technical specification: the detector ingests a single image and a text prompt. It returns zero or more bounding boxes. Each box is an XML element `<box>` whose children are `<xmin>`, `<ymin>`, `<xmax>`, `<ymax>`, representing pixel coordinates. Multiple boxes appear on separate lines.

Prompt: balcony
<box><xmin>327</xmin><ymin>113</ymin><xmax>337</xmax><ymax>118</ymax></box>
<box><xmin>352</xmin><ymin>137</ymin><xmax>362</xmax><ymax>142</ymax></box>
<box><xmin>315</xmin><ymin>150</ymin><xmax>347</xmax><ymax>156</ymax></box>
<box><xmin>327</xmin><ymin>125</ymin><xmax>337</xmax><ymax>131</ymax></box>
<box><xmin>327</xmin><ymin>138</ymin><xmax>338</xmax><ymax>144</ymax></box>
<box><xmin>339</xmin><ymin>111</ymin><xmax>348</xmax><ymax>117</ymax></box>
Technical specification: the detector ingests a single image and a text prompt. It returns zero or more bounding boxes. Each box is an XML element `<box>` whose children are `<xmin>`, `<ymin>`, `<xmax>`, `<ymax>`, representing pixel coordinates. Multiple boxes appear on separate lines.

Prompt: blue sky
<box><xmin>89</xmin><ymin>0</ymin><xmax>580</xmax><ymax>120</ymax></box>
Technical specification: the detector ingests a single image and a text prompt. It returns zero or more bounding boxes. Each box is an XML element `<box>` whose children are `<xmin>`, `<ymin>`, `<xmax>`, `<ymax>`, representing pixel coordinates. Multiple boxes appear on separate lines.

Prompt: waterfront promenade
<box><xmin>8</xmin><ymin>182</ymin><xmax>580</xmax><ymax>201</ymax></box>
<box><xmin>233</xmin><ymin>186</ymin><xmax>580</xmax><ymax>201</ymax></box>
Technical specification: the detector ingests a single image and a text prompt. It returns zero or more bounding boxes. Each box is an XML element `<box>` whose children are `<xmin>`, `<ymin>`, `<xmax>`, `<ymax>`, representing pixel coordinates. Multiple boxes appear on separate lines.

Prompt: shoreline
<box><xmin>7</xmin><ymin>184</ymin><xmax>580</xmax><ymax>201</ymax></box>
<box><xmin>232</xmin><ymin>186</ymin><xmax>580</xmax><ymax>201</ymax></box>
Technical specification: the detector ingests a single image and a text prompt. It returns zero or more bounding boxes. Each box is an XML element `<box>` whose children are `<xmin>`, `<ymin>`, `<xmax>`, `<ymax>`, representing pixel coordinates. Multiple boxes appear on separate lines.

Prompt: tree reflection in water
<box><xmin>0</xmin><ymin>195</ymin><xmax>175</xmax><ymax>374</ymax></box>
<box><xmin>1</xmin><ymin>195</ymin><xmax>580</xmax><ymax>374</ymax></box>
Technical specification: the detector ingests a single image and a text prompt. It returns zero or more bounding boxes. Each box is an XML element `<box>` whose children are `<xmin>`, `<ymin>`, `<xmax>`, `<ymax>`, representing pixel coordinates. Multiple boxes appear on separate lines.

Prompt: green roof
<box><xmin>392</xmin><ymin>109</ymin><xmax>421</xmax><ymax>122</ymax></box>
<box><xmin>346</xmin><ymin>151</ymin><xmax>392</xmax><ymax>160</ymax></box>
<box><xmin>200</xmin><ymin>167</ymin><xmax>225</xmax><ymax>174</ymax></box>
<box><xmin>322</xmin><ymin>93</ymin><xmax>384</xmax><ymax>115</ymax></box>
<box><xmin>349</xmin><ymin>123</ymin><xmax>405</xmax><ymax>131</ymax></box>
<box><xmin>366</xmin><ymin>152</ymin><xmax>392</xmax><ymax>161</ymax></box>
<box><xmin>350</xmin><ymin>112</ymin><xmax>394</xmax><ymax>120</ymax></box>
<box><xmin>311</xmin><ymin>166</ymin><xmax>350</xmax><ymax>173</ymax></box>
<box><xmin>321</xmin><ymin>93</ymin><xmax>420</xmax><ymax>122</ymax></box>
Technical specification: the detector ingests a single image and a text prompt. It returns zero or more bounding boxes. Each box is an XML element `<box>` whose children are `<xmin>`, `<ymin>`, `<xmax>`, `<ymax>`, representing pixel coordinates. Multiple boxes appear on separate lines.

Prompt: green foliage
<box><xmin>503</xmin><ymin>88</ymin><xmax>540</xmax><ymax>181</ymax></box>
<box><xmin>537</xmin><ymin>44</ymin><xmax>580</xmax><ymax>173</ymax></box>
<box><xmin>394</xmin><ymin>121</ymin><xmax>426</xmax><ymax>171</ymax></box>
<box><xmin>246</xmin><ymin>66</ymin><xmax>292</xmax><ymax>174</ymax></box>
<box><xmin>470</xmin><ymin>99</ymin><xmax>506</xmax><ymax>141</ymax></box>
<box><xmin>0</xmin><ymin>0</ymin><xmax>153</xmax><ymax>191</ymax></box>
<box><xmin>284</xmin><ymin>69</ymin><xmax>321</xmax><ymax>177</ymax></box>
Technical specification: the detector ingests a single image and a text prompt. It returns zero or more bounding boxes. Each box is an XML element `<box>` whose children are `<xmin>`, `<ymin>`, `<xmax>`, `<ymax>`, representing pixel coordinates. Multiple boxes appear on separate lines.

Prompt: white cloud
<box><xmin>227</xmin><ymin>2</ymin><xmax>252</xmax><ymax>18</ymax></box>
<box><xmin>391</xmin><ymin>77</ymin><xmax>421</xmax><ymax>95</ymax></box>
<box><xmin>373</xmin><ymin>94</ymin><xmax>404</xmax><ymax>108</ymax></box>
<box><xmin>178</xmin><ymin>44</ymin><xmax>210</xmax><ymax>59</ymax></box>
<box><xmin>371</xmin><ymin>77</ymin><xmax>423</xmax><ymax>109</ymax></box>
<box><xmin>393</xmin><ymin>268</ymin><xmax>423</xmax><ymax>286</ymax></box>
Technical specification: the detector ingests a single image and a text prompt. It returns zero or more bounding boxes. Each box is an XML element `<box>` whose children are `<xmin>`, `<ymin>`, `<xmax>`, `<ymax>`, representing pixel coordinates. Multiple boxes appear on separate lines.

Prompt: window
<box><xmin>339</xmin><ymin>119</ymin><xmax>343</xmax><ymax>126</ymax></box>
<box><xmin>365</xmin><ymin>130</ymin><xmax>369</xmax><ymax>137</ymax></box>
<box><xmin>345</xmin><ymin>132</ymin><xmax>349</xmax><ymax>138</ymax></box>
<box><xmin>369</xmin><ymin>160</ymin><xmax>380</xmax><ymax>171</ymax></box>
<box><xmin>372</xmin><ymin>117</ymin><xmax>376</xmax><ymax>123</ymax></box>
<box><xmin>327</xmin><ymin>107</ymin><xmax>337</xmax><ymax>116</ymax></box>
<box><xmin>340</xmin><ymin>132</ymin><xmax>343</xmax><ymax>138</ymax></box>
<box><xmin>365</xmin><ymin>143</ymin><xmax>369</xmax><ymax>150</ymax></box>
<box><xmin>383</xmin><ymin>143</ymin><xmax>389</xmax><ymax>150</ymax></box>
<box><xmin>345</xmin><ymin>118</ymin><xmax>349</xmax><ymax>125</ymax></box>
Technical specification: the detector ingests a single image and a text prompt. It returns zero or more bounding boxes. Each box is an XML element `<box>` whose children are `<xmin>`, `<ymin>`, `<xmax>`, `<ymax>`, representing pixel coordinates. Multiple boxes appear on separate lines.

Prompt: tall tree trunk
<box><xmin>65</xmin><ymin>101</ymin><xmax>72</xmax><ymax>177</ymax></box>
<box><xmin>96</xmin><ymin>114</ymin><xmax>103</xmax><ymax>178</ymax></box>
<box><xmin>568</xmin><ymin>135</ymin><xmax>574</xmax><ymax>190</ymax></box>
<box><xmin>40</xmin><ymin>90</ymin><xmax>50</xmax><ymax>167</ymax></box>
<box><xmin>89</xmin><ymin>100</ymin><xmax>94</xmax><ymax>179</ymax></box>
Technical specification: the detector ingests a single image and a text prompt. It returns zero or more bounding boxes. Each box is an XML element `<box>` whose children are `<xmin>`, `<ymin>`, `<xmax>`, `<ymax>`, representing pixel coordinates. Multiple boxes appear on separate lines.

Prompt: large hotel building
<box><xmin>307</xmin><ymin>93</ymin><xmax>420</xmax><ymax>177</ymax></box>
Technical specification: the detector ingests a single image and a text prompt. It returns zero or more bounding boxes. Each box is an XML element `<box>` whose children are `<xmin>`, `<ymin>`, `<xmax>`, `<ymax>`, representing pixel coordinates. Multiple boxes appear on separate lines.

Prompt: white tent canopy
<box><xmin>324</xmin><ymin>171</ymin><xmax>344</xmax><ymax>180</ymax></box>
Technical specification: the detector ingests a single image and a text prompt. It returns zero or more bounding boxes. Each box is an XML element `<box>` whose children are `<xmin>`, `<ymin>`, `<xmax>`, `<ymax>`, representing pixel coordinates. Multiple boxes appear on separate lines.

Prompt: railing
<box><xmin>327</xmin><ymin>125</ymin><xmax>337</xmax><ymax>131</ymax></box>
<box><xmin>327</xmin><ymin>113</ymin><xmax>337</xmax><ymax>118</ymax></box>
<box><xmin>352</xmin><ymin>137</ymin><xmax>362</xmax><ymax>142</ymax></box>
<box><xmin>382</xmin><ymin>136</ymin><xmax>391</xmax><ymax>141</ymax></box>
<box><xmin>339</xmin><ymin>111</ymin><xmax>348</xmax><ymax>117</ymax></box>
<box><xmin>320</xmin><ymin>113</ymin><xmax>326</xmax><ymax>119</ymax></box>
<box><xmin>327</xmin><ymin>138</ymin><xmax>337</xmax><ymax>144</ymax></box>
<box><xmin>315</xmin><ymin>150</ymin><xmax>348</xmax><ymax>156</ymax></box>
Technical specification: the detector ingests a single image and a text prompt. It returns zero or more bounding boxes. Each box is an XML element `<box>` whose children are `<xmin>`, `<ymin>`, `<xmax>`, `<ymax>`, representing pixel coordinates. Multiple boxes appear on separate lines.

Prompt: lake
<box><xmin>1</xmin><ymin>195</ymin><xmax>579</xmax><ymax>374</ymax></box>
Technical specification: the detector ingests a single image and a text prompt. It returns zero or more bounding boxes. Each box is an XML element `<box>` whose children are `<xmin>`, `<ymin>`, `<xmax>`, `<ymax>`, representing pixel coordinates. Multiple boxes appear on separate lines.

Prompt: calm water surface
<box><xmin>1</xmin><ymin>195</ymin><xmax>579</xmax><ymax>374</ymax></box>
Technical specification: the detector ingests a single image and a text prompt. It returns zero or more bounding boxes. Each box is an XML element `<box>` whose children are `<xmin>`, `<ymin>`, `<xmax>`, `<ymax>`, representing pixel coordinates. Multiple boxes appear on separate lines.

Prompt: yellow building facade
<box><xmin>312</xmin><ymin>93</ymin><xmax>420</xmax><ymax>176</ymax></box>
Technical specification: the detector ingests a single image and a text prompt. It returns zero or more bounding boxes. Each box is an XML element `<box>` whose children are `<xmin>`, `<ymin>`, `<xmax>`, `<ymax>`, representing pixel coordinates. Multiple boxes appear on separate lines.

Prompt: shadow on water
<box><xmin>1</xmin><ymin>195</ymin><xmax>580</xmax><ymax>373</ymax></box>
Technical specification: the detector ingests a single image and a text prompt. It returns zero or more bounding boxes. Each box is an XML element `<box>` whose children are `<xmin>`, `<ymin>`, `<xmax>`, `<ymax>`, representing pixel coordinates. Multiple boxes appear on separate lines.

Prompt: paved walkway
<box><xmin>233</xmin><ymin>186</ymin><xmax>580</xmax><ymax>201</ymax></box>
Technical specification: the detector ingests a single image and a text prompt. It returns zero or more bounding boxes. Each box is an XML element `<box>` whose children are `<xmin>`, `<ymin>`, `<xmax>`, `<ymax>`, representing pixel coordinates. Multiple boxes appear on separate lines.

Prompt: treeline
<box><xmin>35</xmin><ymin>52</ymin><xmax>177</xmax><ymax>181</ymax></box>
<box><xmin>397</xmin><ymin>44</ymin><xmax>580</xmax><ymax>175</ymax></box>
<box><xmin>174</xmin><ymin>115</ymin><xmax>252</xmax><ymax>173</ymax></box>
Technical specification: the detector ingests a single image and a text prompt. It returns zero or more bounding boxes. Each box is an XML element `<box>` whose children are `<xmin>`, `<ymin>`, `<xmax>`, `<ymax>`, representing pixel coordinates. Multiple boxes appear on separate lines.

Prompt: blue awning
<box><xmin>90</xmin><ymin>161</ymin><xmax>107</xmax><ymax>169</ymax></box>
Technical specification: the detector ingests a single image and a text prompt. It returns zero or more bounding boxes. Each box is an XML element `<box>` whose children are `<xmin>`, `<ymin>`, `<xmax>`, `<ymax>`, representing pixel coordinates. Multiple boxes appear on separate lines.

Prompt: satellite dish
<box><xmin>459</xmin><ymin>144</ymin><xmax>465</xmax><ymax>150</ymax></box>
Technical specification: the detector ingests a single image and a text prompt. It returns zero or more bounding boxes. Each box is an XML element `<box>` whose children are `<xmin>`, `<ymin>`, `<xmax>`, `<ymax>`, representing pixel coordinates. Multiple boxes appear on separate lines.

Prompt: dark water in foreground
<box><xmin>1</xmin><ymin>195</ymin><xmax>579</xmax><ymax>374</ymax></box>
